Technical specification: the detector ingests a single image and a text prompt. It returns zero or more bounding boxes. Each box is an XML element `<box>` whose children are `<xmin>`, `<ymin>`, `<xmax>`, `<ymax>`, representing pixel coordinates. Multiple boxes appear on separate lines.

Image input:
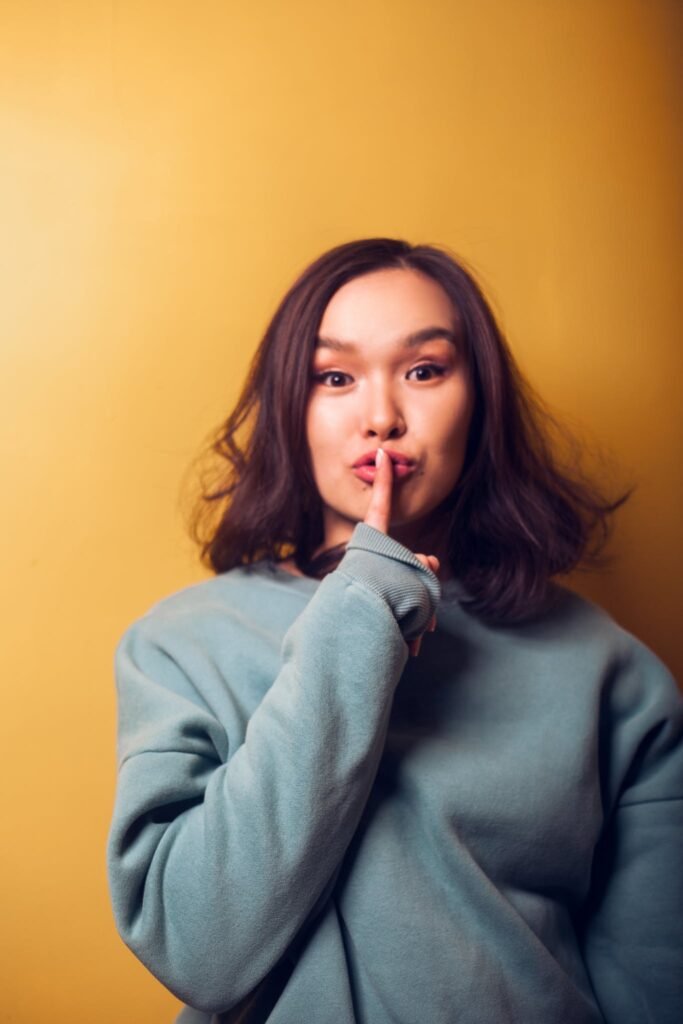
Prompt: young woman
<box><xmin>107</xmin><ymin>238</ymin><xmax>682</xmax><ymax>1023</ymax></box>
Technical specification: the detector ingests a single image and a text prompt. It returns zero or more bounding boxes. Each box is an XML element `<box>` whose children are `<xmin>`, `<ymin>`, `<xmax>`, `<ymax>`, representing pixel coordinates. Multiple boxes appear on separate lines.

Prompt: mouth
<box><xmin>351</xmin><ymin>448</ymin><xmax>417</xmax><ymax>483</ymax></box>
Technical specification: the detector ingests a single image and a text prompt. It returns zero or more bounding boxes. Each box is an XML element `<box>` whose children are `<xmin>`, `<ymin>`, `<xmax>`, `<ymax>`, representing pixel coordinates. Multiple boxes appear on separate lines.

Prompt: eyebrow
<box><xmin>315</xmin><ymin>326</ymin><xmax>459</xmax><ymax>351</ymax></box>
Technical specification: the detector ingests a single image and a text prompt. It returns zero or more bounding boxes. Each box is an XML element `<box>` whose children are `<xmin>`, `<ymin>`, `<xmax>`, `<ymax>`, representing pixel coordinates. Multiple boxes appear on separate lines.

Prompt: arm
<box><xmin>578</xmin><ymin>646</ymin><xmax>683</xmax><ymax>1023</ymax></box>
<box><xmin>106</xmin><ymin>524</ymin><xmax>440</xmax><ymax>1014</ymax></box>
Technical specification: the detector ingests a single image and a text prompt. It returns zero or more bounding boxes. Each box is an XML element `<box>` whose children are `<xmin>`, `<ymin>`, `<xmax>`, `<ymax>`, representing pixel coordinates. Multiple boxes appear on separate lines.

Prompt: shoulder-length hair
<box><xmin>186</xmin><ymin>237</ymin><xmax>630</xmax><ymax>624</ymax></box>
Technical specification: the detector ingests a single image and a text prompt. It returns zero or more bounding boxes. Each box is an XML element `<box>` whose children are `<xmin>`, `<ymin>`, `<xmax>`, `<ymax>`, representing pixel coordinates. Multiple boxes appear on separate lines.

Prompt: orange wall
<box><xmin>1</xmin><ymin>2</ymin><xmax>681</xmax><ymax>1020</ymax></box>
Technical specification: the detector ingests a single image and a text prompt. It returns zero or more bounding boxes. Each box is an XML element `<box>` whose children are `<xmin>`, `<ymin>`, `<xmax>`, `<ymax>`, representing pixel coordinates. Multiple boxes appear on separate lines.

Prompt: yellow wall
<box><xmin>1</xmin><ymin>1</ymin><xmax>681</xmax><ymax>1019</ymax></box>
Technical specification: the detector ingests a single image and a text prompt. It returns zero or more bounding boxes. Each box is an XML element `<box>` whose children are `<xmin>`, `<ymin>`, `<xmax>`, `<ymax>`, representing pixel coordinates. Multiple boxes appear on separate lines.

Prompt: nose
<box><xmin>361</xmin><ymin>379</ymin><xmax>406</xmax><ymax>441</ymax></box>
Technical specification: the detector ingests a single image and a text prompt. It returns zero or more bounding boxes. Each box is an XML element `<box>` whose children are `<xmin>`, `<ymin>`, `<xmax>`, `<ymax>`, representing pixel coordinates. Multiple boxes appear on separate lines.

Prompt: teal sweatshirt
<box><xmin>107</xmin><ymin>524</ymin><xmax>683</xmax><ymax>1023</ymax></box>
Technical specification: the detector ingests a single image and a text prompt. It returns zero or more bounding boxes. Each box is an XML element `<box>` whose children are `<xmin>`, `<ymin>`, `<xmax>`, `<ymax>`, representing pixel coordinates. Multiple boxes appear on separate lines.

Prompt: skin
<box><xmin>288</xmin><ymin>266</ymin><xmax>475</xmax><ymax>656</ymax></box>
<box><xmin>364</xmin><ymin>448</ymin><xmax>440</xmax><ymax>656</ymax></box>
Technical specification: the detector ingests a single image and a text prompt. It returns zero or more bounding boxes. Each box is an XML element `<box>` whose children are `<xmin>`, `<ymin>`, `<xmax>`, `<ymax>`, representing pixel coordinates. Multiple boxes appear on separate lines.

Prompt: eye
<box><xmin>313</xmin><ymin>370</ymin><xmax>354</xmax><ymax>388</ymax></box>
<box><xmin>406</xmin><ymin>363</ymin><xmax>447</xmax><ymax>382</ymax></box>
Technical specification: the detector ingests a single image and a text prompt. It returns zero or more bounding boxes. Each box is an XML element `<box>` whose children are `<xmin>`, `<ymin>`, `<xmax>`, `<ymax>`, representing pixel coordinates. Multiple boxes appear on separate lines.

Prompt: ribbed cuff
<box><xmin>336</xmin><ymin>523</ymin><xmax>441</xmax><ymax>641</ymax></box>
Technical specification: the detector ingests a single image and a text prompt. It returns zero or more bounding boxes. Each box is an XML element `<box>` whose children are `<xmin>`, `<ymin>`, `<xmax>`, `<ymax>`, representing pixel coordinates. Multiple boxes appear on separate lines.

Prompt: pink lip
<box><xmin>351</xmin><ymin>449</ymin><xmax>417</xmax><ymax>484</ymax></box>
<box><xmin>352</xmin><ymin>448</ymin><xmax>416</xmax><ymax>468</ymax></box>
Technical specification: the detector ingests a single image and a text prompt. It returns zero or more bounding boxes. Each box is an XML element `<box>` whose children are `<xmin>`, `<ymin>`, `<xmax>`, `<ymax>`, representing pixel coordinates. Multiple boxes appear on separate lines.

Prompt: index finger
<box><xmin>363</xmin><ymin>447</ymin><xmax>393</xmax><ymax>534</ymax></box>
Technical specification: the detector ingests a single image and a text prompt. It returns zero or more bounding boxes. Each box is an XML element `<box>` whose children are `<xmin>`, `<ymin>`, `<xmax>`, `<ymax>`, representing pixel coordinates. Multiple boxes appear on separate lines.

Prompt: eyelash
<box><xmin>313</xmin><ymin>363</ymin><xmax>448</xmax><ymax>388</ymax></box>
<box><xmin>407</xmin><ymin>363</ymin><xmax>448</xmax><ymax>382</ymax></box>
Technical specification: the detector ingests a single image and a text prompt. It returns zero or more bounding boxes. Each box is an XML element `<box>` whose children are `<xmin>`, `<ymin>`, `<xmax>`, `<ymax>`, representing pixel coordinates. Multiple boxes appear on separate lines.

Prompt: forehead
<box><xmin>318</xmin><ymin>267</ymin><xmax>458</xmax><ymax>339</ymax></box>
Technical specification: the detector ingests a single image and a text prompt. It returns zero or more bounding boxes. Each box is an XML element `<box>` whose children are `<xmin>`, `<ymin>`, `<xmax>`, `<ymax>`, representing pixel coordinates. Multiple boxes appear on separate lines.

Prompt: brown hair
<box><xmin>186</xmin><ymin>238</ymin><xmax>630</xmax><ymax>623</ymax></box>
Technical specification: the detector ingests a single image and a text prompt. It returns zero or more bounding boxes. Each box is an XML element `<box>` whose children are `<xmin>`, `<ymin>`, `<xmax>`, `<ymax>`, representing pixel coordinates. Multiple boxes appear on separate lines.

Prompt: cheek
<box><xmin>415</xmin><ymin>393</ymin><xmax>472</xmax><ymax>452</ymax></box>
<box><xmin>416</xmin><ymin>407</ymin><xmax>473</xmax><ymax>494</ymax></box>
<box><xmin>305</xmin><ymin>400</ymin><xmax>344</xmax><ymax>471</ymax></box>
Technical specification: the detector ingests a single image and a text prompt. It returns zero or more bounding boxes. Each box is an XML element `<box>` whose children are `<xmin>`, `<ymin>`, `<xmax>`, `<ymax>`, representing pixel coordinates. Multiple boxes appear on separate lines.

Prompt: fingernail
<box><xmin>375</xmin><ymin>447</ymin><xmax>385</xmax><ymax>467</ymax></box>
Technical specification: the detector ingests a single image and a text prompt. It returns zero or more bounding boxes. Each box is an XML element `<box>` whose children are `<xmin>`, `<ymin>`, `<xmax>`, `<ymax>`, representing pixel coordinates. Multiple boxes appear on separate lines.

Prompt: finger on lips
<box><xmin>364</xmin><ymin>446</ymin><xmax>393</xmax><ymax>534</ymax></box>
<box><xmin>365</xmin><ymin>448</ymin><xmax>438</xmax><ymax>655</ymax></box>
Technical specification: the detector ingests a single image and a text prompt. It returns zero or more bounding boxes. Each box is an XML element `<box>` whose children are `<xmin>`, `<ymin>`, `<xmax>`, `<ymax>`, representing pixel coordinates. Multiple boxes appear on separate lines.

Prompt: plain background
<box><xmin>1</xmin><ymin>1</ymin><xmax>681</xmax><ymax>1020</ymax></box>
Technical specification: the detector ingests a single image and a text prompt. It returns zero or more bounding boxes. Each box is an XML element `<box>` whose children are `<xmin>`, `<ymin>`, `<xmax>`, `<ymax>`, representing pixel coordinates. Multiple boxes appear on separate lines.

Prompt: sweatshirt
<box><xmin>107</xmin><ymin>524</ymin><xmax>683</xmax><ymax>1023</ymax></box>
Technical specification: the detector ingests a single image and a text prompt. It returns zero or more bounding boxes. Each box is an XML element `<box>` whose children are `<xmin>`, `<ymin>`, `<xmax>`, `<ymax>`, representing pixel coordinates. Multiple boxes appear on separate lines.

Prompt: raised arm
<box><xmin>107</xmin><ymin>455</ymin><xmax>440</xmax><ymax>1014</ymax></box>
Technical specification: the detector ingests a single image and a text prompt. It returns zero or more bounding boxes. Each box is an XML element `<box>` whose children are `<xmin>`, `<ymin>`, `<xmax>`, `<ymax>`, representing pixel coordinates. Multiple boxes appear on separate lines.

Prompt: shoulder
<box><xmin>525</xmin><ymin>585</ymin><xmax>682</xmax><ymax>807</ymax></box>
<box><xmin>517</xmin><ymin>582</ymin><xmax>664</xmax><ymax>660</ymax></box>
<box><xmin>116</xmin><ymin>562</ymin><xmax>317</xmax><ymax>654</ymax></box>
<box><xmin>467</xmin><ymin>580</ymin><xmax>681</xmax><ymax>721</ymax></box>
<box><xmin>540</xmin><ymin>583</ymin><xmax>681</xmax><ymax>717</ymax></box>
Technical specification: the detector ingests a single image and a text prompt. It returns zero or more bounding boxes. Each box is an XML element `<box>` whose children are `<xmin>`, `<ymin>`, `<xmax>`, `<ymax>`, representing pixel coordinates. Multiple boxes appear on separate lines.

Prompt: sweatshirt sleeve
<box><xmin>106</xmin><ymin>524</ymin><xmax>440</xmax><ymax>1014</ymax></box>
<box><xmin>578</xmin><ymin>644</ymin><xmax>683</xmax><ymax>1023</ymax></box>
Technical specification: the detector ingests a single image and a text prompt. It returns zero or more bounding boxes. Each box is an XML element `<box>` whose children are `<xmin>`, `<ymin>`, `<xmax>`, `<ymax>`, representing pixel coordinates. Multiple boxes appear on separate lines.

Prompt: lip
<box><xmin>351</xmin><ymin>448</ymin><xmax>417</xmax><ymax>484</ymax></box>
<box><xmin>352</xmin><ymin>448</ymin><xmax>416</xmax><ymax>468</ymax></box>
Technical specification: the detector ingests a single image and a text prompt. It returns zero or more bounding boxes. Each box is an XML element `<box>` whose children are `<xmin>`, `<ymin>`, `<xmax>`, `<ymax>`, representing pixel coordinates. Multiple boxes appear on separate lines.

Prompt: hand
<box><xmin>364</xmin><ymin>447</ymin><xmax>439</xmax><ymax>657</ymax></box>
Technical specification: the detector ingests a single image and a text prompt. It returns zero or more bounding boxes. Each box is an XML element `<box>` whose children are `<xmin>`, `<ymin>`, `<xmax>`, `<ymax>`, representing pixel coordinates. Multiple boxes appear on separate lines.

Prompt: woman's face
<box><xmin>306</xmin><ymin>267</ymin><xmax>474</xmax><ymax>552</ymax></box>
